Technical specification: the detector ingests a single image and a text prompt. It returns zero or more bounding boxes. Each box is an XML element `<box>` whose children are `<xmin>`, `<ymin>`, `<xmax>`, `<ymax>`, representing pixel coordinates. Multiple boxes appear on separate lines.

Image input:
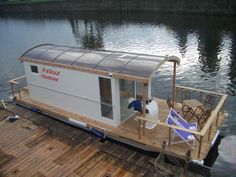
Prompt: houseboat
<box><xmin>9</xmin><ymin>44</ymin><xmax>227</xmax><ymax>163</ymax></box>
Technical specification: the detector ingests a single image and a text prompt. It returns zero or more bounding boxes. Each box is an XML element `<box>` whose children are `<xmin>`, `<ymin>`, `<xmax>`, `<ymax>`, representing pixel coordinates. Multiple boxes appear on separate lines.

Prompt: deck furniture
<box><xmin>145</xmin><ymin>99</ymin><xmax>159</xmax><ymax>129</ymax></box>
<box><xmin>195</xmin><ymin>95</ymin><xmax>215</xmax><ymax>128</ymax></box>
<box><xmin>181</xmin><ymin>89</ymin><xmax>190</xmax><ymax>114</ymax></box>
<box><xmin>166</xmin><ymin>98</ymin><xmax>173</xmax><ymax>109</ymax></box>
<box><xmin>183</xmin><ymin>99</ymin><xmax>203</xmax><ymax>120</ymax></box>
<box><xmin>166</xmin><ymin>108</ymin><xmax>198</xmax><ymax>148</ymax></box>
<box><xmin>201</xmin><ymin>95</ymin><xmax>215</xmax><ymax>110</ymax></box>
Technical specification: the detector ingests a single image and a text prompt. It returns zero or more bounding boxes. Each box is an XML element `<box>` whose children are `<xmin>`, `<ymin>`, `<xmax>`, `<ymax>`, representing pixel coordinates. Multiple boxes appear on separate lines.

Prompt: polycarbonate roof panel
<box><xmin>135</xmin><ymin>55</ymin><xmax>164</xmax><ymax>63</ymax></box>
<box><xmin>37</xmin><ymin>49</ymin><xmax>63</xmax><ymax>62</ymax></box>
<box><xmin>96</xmin><ymin>53</ymin><xmax>136</xmax><ymax>73</ymax></box>
<box><xmin>23</xmin><ymin>45</ymin><xmax>55</xmax><ymax>59</ymax></box>
<box><xmin>73</xmin><ymin>51</ymin><xmax>111</xmax><ymax>68</ymax></box>
<box><xmin>121</xmin><ymin>57</ymin><xmax>160</xmax><ymax>78</ymax></box>
<box><xmin>54</xmin><ymin>49</ymin><xmax>86</xmax><ymax>65</ymax></box>
<box><xmin>53</xmin><ymin>46</ymin><xmax>71</xmax><ymax>51</ymax></box>
<box><xmin>20</xmin><ymin>44</ymin><xmax>178</xmax><ymax>80</ymax></box>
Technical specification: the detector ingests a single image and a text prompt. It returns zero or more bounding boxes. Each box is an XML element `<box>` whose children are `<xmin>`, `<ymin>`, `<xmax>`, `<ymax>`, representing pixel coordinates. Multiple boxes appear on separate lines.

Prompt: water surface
<box><xmin>0</xmin><ymin>12</ymin><xmax>235</xmax><ymax>176</ymax></box>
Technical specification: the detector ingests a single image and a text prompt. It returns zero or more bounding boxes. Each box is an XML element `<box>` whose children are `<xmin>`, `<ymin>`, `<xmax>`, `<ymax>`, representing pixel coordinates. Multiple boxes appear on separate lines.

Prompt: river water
<box><xmin>0</xmin><ymin>12</ymin><xmax>235</xmax><ymax>176</ymax></box>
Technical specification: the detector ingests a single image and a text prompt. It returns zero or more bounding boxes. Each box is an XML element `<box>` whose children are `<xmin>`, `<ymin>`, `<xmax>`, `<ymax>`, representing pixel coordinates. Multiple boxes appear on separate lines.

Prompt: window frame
<box><xmin>30</xmin><ymin>65</ymin><xmax>39</xmax><ymax>74</ymax></box>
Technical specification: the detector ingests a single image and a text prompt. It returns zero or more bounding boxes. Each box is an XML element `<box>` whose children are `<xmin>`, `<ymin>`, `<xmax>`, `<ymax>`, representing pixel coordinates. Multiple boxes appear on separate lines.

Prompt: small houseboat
<box><xmin>9</xmin><ymin>44</ymin><xmax>227</xmax><ymax>163</ymax></box>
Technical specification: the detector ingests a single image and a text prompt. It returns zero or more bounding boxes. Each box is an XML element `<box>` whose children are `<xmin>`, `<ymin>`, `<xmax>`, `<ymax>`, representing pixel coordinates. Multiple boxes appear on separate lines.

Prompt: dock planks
<box><xmin>0</xmin><ymin>103</ymin><xmax>204</xmax><ymax>177</ymax></box>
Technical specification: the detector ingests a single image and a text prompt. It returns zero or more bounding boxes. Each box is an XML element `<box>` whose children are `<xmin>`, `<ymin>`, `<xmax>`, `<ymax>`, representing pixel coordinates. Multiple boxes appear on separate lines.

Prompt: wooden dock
<box><xmin>0</xmin><ymin>103</ymin><xmax>205</xmax><ymax>177</ymax></box>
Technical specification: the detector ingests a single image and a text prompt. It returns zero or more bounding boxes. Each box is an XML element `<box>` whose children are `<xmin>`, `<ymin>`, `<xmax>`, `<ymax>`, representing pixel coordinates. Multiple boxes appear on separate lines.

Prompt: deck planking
<box><xmin>0</xmin><ymin>103</ymin><xmax>204</xmax><ymax>177</ymax></box>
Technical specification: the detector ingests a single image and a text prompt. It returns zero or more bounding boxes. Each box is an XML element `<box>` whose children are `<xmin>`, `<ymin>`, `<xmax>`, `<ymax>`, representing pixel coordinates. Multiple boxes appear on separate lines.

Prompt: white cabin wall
<box><xmin>148</xmin><ymin>79</ymin><xmax>152</xmax><ymax>98</ymax></box>
<box><xmin>24</xmin><ymin>62</ymin><xmax>119</xmax><ymax>127</ymax></box>
<box><xmin>112</xmin><ymin>78</ymin><xmax>121</xmax><ymax>125</ymax></box>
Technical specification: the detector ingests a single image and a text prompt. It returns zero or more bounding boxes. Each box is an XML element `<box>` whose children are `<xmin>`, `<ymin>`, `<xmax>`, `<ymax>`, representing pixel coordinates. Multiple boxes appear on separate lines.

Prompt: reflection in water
<box><xmin>69</xmin><ymin>18</ymin><xmax>104</xmax><ymax>49</ymax></box>
<box><xmin>197</xmin><ymin>30</ymin><xmax>222</xmax><ymax>74</ymax></box>
<box><xmin>174</xmin><ymin>30</ymin><xmax>188</xmax><ymax>57</ymax></box>
<box><xmin>228</xmin><ymin>33</ymin><xmax>236</xmax><ymax>96</ymax></box>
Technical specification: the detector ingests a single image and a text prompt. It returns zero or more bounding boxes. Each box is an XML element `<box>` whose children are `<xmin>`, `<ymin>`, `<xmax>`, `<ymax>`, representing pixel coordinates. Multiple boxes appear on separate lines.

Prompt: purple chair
<box><xmin>166</xmin><ymin>108</ymin><xmax>197</xmax><ymax>148</ymax></box>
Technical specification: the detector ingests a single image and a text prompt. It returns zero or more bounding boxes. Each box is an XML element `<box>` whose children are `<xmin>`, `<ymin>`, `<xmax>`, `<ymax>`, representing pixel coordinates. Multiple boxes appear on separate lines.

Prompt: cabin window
<box><xmin>99</xmin><ymin>77</ymin><xmax>113</xmax><ymax>119</ymax></box>
<box><xmin>31</xmin><ymin>65</ymin><xmax>38</xmax><ymax>73</ymax></box>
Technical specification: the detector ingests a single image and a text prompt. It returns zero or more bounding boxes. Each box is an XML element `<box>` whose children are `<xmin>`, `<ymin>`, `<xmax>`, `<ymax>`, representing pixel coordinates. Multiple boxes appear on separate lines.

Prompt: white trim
<box><xmin>30</xmin><ymin>65</ymin><xmax>39</xmax><ymax>74</ymax></box>
<box><xmin>148</xmin><ymin>79</ymin><xmax>151</xmax><ymax>98</ymax></box>
<box><xmin>211</xmin><ymin>130</ymin><xmax>220</xmax><ymax>146</ymax></box>
<box><xmin>1</xmin><ymin>100</ymin><xmax>6</xmax><ymax>109</ymax></box>
<box><xmin>134</xmin><ymin>81</ymin><xmax>137</xmax><ymax>99</ymax></box>
<box><xmin>68</xmin><ymin>118</ymin><xmax>87</xmax><ymax>127</ymax></box>
<box><xmin>192</xmin><ymin>159</ymin><xmax>204</xmax><ymax>165</ymax></box>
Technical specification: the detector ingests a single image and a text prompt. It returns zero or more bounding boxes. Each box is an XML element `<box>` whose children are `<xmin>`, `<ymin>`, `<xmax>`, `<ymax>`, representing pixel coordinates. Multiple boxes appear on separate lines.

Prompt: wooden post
<box><xmin>17</xmin><ymin>84</ymin><xmax>21</xmax><ymax>99</ymax></box>
<box><xmin>216</xmin><ymin>111</ymin><xmax>220</xmax><ymax>127</ymax></box>
<box><xmin>1</xmin><ymin>100</ymin><xmax>6</xmax><ymax>109</ymax></box>
<box><xmin>198</xmin><ymin>136</ymin><xmax>203</xmax><ymax>158</ymax></box>
<box><xmin>184</xmin><ymin>149</ymin><xmax>192</xmax><ymax>173</ymax></box>
<box><xmin>172</xmin><ymin>62</ymin><xmax>177</xmax><ymax>108</ymax></box>
<box><xmin>10</xmin><ymin>83</ymin><xmax>14</xmax><ymax>97</ymax></box>
<box><xmin>138</xmin><ymin>119</ymin><xmax>141</xmax><ymax>139</ymax></box>
<box><xmin>142</xmin><ymin>120</ymin><xmax>145</xmax><ymax>136</ymax></box>
<box><xmin>142</xmin><ymin>82</ymin><xmax>147</xmax><ymax>117</ymax></box>
<box><xmin>199</xmin><ymin>91</ymin><xmax>203</xmax><ymax>102</ymax></box>
<box><xmin>208</xmin><ymin>124</ymin><xmax>212</xmax><ymax>141</ymax></box>
<box><xmin>220</xmin><ymin>101</ymin><xmax>225</xmax><ymax>115</ymax></box>
<box><xmin>162</xmin><ymin>140</ymin><xmax>167</xmax><ymax>151</ymax></box>
<box><xmin>142</xmin><ymin>82</ymin><xmax>147</xmax><ymax>136</ymax></box>
<box><xmin>168</xmin><ymin>127</ymin><xmax>172</xmax><ymax>146</ymax></box>
<box><xmin>134</xmin><ymin>81</ymin><xmax>136</xmax><ymax>99</ymax></box>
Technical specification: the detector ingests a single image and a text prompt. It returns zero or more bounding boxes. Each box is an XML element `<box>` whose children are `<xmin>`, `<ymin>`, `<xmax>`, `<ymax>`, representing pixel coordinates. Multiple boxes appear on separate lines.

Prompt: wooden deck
<box><xmin>12</xmin><ymin>88</ymin><xmax>226</xmax><ymax>162</ymax></box>
<box><xmin>115</xmin><ymin>99</ymin><xmax>225</xmax><ymax>161</ymax></box>
<box><xmin>0</xmin><ymin>103</ymin><xmax>204</xmax><ymax>177</ymax></box>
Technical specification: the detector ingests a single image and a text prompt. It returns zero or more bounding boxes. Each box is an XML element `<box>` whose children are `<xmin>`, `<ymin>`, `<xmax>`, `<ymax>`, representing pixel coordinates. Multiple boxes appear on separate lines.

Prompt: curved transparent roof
<box><xmin>21</xmin><ymin>44</ymin><xmax>180</xmax><ymax>80</ymax></box>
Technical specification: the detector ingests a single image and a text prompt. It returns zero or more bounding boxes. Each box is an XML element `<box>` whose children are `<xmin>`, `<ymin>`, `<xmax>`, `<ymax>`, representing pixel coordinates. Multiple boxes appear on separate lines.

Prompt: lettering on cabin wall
<box><xmin>41</xmin><ymin>67</ymin><xmax>60</xmax><ymax>82</ymax></box>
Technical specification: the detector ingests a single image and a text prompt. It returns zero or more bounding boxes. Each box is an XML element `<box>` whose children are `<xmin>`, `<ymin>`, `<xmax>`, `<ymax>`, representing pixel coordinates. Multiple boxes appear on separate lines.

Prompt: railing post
<box><xmin>208</xmin><ymin>124</ymin><xmax>212</xmax><ymax>141</ymax></box>
<box><xmin>168</xmin><ymin>127</ymin><xmax>172</xmax><ymax>146</ymax></box>
<box><xmin>172</xmin><ymin>62</ymin><xmax>177</xmax><ymax>107</ymax></box>
<box><xmin>142</xmin><ymin>120</ymin><xmax>146</xmax><ymax>136</ymax></box>
<box><xmin>184</xmin><ymin>149</ymin><xmax>192</xmax><ymax>173</ymax></box>
<box><xmin>17</xmin><ymin>84</ymin><xmax>21</xmax><ymax>99</ymax></box>
<box><xmin>138</xmin><ymin>119</ymin><xmax>141</xmax><ymax>139</ymax></box>
<box><xmin>176</xmin><ymin>87</ymin><xmax>180</xmax><ymax>102</ymax></box>
<box><xmin>216</xmin><ymin>100</ymin><xmax>225</xmax><ymax>127</ymax></box>
<box><xmin>10</xmin><ymin>82</ymin><xmax>15</xmax><ymax>97</ymax></box>
<box><xmin>199</xmin><ymin>91</ymin><xmax>203</xmax><ymax>102</ymax></box>
<box><xmin>216</xmin><ymin>111</ymin><xmax>220</xmax><ymax>128</ymax></box>
<box><xmin>198</xmin><ymin>136</ymin><xmax>203</xmax><ymax>158</ymax></box>
<box><xmin>1</xmin><ymin>100</ymin><xmax>6</xmax><ymax>109</ymax></box>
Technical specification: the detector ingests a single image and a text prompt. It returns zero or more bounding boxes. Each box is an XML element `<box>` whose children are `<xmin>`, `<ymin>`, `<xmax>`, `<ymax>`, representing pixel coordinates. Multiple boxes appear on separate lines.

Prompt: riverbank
<box><xmin>0</xmin><ymin>0</ymin><xmax>236</xmax><ymax>15</ymax></box>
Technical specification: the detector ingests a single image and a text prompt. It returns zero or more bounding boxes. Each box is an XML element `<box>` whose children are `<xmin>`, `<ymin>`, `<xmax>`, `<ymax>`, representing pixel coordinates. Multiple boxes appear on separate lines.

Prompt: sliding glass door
<box><xmin>119</xmin><ymin>79</ymin><xmax>135</xmax><ymax>122</ymax></box>
<box><xmin>99</xmin><ymin>77</ymin><xmax>113</xmax><ymax>119</ymax></box>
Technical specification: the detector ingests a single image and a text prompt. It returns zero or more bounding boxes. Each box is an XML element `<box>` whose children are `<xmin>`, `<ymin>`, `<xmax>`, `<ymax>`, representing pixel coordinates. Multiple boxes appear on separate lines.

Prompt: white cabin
<box><xmin>20</xmin><ymin>44</ymin><xmax>180</xmax><ymax>127</ymax></box>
